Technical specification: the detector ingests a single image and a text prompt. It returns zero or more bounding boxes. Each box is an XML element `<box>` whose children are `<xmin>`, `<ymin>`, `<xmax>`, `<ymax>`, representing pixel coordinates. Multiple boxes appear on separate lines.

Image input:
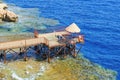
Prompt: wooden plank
<box><xmin>0</xmin><ymin>40</ymin><xmax>25</xmax><ymax>50</ymax></box>
<box><xmin>0</xmin><ymin>37</ymin><xmax>49</xmax><ymax>50</ymax></box>
<box><xmin>38</xmin><ymin>31</ymin><xmax>70</xmax><ymax>38</ymax></box>
<box><xmin>48</xmin><ymin>40</ymin><xmax>65</xmax><ymax>48</ymax></box>
<box><xmin>0</xmin><ymin>31</ymin><xmax>81</xmax><ymax>50</ymax></box>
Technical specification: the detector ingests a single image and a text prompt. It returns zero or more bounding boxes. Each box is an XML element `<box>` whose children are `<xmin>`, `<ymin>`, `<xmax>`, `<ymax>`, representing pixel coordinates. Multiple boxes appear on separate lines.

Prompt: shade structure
<box><xmin>65</xmin><ymin>23</ymin><xmax>81</xmax><ymax>33</ymax></box>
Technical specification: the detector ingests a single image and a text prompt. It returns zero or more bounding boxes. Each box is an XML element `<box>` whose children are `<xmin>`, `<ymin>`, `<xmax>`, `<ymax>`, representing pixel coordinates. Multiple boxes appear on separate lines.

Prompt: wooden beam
<box><xmin>56</xmin><ymin>46</ymin><xmax>65</xmax><ymax>55</ymax></box>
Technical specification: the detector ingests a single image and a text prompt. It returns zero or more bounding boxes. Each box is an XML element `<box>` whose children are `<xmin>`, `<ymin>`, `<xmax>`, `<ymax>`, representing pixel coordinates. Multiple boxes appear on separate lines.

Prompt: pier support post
<box><xmin>77</xmin><ymin>44</ymin><xmax>83</xmax><ymax>54</ymax></box>
<box><xmin>3</xmin><ymin>50</ymin><xmax>6</xmax><ymax>63</ymax></box>
<box><xmin>48</xmin><ymin>49</ymin><xmax>51</xmax><ymax>63</ymax></box>
<box><xmin>34</xmin><ymin>45</ymin><xmax>38</xmax><ymax>54</ymax></box>
<box><xmin>73</xmin><ymin>44</ymin><xmax>77</xmax><ymax>58</ymax></box>
<box><xmin>19</xmin><ymin>48</ymin><xmax>24</xmax><ymax>56</ymax></box>
<box><xmin>63</xmin><ymin>48</ymin><xmax>67</xmax><ymax>59</ymax></box>
<box><xmin>20</xmin><ymin>48</ymin><xmax>22</xmax><ymax>54</ymax></box>
<box><xmin>23</xmin><ymin>48</ymin><xmax>27</xmax><ymax>61</ymax></box>
<box><xmin>34</xmin><ymin>45</ymin><xmax>41</xmax><ymax>54</ymax></box>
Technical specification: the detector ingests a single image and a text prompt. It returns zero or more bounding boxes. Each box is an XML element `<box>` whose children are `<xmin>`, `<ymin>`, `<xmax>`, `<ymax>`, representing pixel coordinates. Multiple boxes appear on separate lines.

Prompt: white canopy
<box><xmin>65</xmin><ymin>23</ymin><xmax>81</xmax><ymax>33</ymax></box>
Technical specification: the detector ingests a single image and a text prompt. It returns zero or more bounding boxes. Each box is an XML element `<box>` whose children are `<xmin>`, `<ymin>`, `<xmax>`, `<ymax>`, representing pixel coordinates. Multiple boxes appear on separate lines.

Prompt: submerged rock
<box><xmin>26</xmin><ymin>65</ymin><xmax>33</xmax><ymax>70</ymax></box>
<box><xmin>0</xmin><ymin>72</ymin><xmax>5</xmax><ymax>79</ymax></box>
<box><xmin>25</xmin><ymin>71</ymin><xmax>29</xmax><ymax>75</ymax></box>
<box><xmin>40</xmin><ymin>66</ymin><xmax>46</xmax><ymax>72</ymax></box>
<box><xmin>11</xmin><ymin>72</ymin><xmax>23</xmax><ymax>80</ymax></box>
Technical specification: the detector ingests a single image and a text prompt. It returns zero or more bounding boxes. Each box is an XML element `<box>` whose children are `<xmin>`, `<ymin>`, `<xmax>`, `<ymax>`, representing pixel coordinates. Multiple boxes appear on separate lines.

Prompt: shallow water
<box><xmin>2</xmin><ymin>0</ymin><xmax>120</xmax><ymax>80</ymax></box>
<box><xmin>0</xmin><ymin>3</ymin><xmax>59</xmax><ymax>35</ymax></box>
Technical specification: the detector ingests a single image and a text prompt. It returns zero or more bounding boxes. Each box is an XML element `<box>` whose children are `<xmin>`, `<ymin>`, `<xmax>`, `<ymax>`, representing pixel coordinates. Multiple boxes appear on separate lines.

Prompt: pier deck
<box><xmin>0</xmin><ymin>23</ymin><xmax>84</xmax><ymax>63</ymax></box>
<box><xmin>0</xmin><ymin>31</ymin><xmax>70</xmax><ymax>50</ymax></box>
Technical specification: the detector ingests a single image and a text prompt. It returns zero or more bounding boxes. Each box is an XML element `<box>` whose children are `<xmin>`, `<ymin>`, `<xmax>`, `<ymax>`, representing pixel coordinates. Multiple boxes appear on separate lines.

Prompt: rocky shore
<box><xmin>0</xmin><ymin>3</ymin><xmax>18</xmax><ymax>22</ymax></box>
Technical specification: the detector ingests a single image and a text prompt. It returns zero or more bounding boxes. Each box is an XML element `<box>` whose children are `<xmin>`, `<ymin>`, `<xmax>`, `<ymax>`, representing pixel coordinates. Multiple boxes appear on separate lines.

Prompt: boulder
<box><xmin>0</xmin><ymin>9</ymin><xmax>6</xmax><ymax>22</ymax></box>
<box><xmin>0</xmin><ymin>3</ymin><xmax>18</xmax><ymax>22</ymax></box>
<box><xmin>0</xmin><ymin>3</ymin><xmax>8</xmax><ymax>10</ymax></box>
<box><xmin>5</xmin><ymin>10</ymin><xmax>18</xmax><ymax>22</ymax></box>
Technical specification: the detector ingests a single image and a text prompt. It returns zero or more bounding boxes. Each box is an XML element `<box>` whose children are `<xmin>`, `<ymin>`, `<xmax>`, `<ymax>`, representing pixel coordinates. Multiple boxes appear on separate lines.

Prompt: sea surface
<box><xmin>2</xmin><ymin>0</ymin><xmax>120</xmax><ymax>80</ymax></box>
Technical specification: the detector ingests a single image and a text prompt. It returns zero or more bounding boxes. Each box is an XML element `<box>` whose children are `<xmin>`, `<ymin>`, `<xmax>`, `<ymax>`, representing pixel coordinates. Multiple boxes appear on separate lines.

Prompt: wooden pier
<box><xmin>0</xmin><ymin>23</ymin><xmax>84</xmax><ymax>63</ymax></box>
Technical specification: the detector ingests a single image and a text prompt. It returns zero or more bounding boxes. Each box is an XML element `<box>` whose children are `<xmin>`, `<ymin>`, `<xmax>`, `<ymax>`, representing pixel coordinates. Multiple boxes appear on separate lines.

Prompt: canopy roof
<box><xmin>65</xmin><ymin>23</ymin><xmax>81</xmax><ymax>33</ymax></box>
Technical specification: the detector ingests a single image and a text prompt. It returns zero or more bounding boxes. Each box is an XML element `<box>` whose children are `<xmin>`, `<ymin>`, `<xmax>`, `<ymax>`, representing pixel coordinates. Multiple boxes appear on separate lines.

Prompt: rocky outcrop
<box><xmin>4</xmin><ymin>10</ymin><xmax>18</xmax><ymax>22</ymax></box>
<box><xmin>0</xmin><ymin>3</ymin><xmax>18</xmax><ymax>22</ymax></box>
<box><xmin>0</xmin><ymin>9</ymin><xmax>6</xmax><ymax>21</ymax></box>
<box><xmin>0</xmin><ymin>3</ymin><xmax>8</xmax><ymax>9</ymax></box>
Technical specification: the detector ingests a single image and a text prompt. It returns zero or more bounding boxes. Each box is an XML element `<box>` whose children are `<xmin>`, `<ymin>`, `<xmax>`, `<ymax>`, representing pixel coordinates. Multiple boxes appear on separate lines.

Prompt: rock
<box><xmin>4</xmin><ymin>10</ymin><xmax>18</xmax><ymax>22</ymax></box>
<box><xmin>0</xmin><ymin>3</ymin><xmax>18</xmax><ymax>22</ymax></box>
<box><xmin>0</xmin><ymin>9</ymin><xmax>6</xmax><ymax>20</ymax></box>
<box><xmin>0</xmin><ymin>3</ymin><xmax>8</xmax><ymax>10</ymax></box>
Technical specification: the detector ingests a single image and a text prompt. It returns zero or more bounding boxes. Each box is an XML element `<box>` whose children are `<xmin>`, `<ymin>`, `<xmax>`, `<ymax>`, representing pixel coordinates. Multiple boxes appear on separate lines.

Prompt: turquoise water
<box><xmin>0</xmin><ymin>2</ymin><xmax>59</xmax><ymax>35</ymax></box>
<box><xmin>2</xmin><ymin>0</ymin><xmax>120</xmax><ymax>79</ymax></box>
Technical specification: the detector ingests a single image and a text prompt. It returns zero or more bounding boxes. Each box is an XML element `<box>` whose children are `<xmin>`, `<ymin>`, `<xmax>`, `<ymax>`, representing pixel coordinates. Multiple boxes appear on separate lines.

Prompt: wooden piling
<box><xmin>48</xmin><ymin>49</ymin><xmax>51</xmax><ymax>63</ymax></box>
<box><xmin>23</xmin><ymin>48</ymin><xmax>27</xmax><ymax>61</ymax></box>
<box><xmin>3</xmin><ymin>50</ymin><xmax>6</xmax><ymax>63</ymax></box>
<box><xmin>63</xmin><ymin>48</ymin><xmax>67</xmax><ymax>58</ymax></box>
<box><xmin>73</xmin><ymin>44</ymin><xmax>77</xmax><ymax>58</ymax></box>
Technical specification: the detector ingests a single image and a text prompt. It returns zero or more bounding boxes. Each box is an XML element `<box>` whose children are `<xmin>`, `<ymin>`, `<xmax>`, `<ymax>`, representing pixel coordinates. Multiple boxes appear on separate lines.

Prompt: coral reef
<box><xmin>0</xmin><ymin>55</ymin><xmax>117</xmax><ymax>80</ymax></box>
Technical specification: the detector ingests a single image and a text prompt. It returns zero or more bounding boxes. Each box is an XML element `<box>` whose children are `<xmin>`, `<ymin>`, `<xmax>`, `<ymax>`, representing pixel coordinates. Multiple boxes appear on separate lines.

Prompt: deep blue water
<box><xmin>4</xmin><ymin>0</ymin><xmax>120</xmax><ymax>79</ymax></box>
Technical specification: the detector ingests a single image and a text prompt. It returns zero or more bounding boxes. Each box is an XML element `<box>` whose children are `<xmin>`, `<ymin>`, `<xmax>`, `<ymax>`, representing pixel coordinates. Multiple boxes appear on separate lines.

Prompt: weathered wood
<box><xmin>73</xmin><ymin>44</ymin><xmax>77</xmax><ymax>58</ymax></box>
<box><xmin>48</xmin><ymin>49</ymin><xmax>51</xmax><ymax>63</ymax></box>
<box><xmin>63</xmin><ymin>48</ymin><xmax>67</xmax><ymax>58</ymax></box>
